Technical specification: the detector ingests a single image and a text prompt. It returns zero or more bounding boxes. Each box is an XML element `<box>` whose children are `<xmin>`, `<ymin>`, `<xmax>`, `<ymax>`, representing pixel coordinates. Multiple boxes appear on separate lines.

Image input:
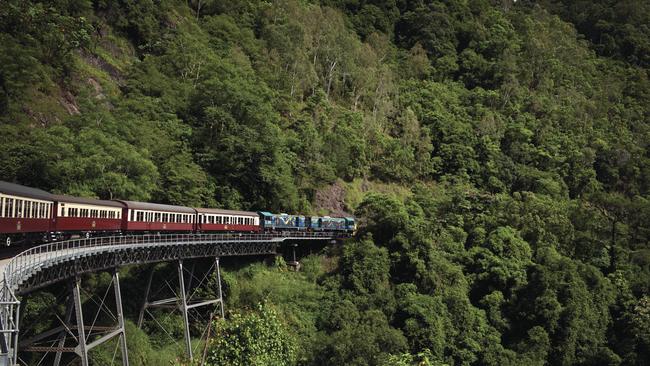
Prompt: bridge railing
<box><xmin>3</xmin><ymin>231</ymin><xmax>343</xmax><ymax>291</ymax></box>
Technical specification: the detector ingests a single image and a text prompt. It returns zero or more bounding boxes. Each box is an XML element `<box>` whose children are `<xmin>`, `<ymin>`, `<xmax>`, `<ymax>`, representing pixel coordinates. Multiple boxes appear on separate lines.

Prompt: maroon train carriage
<box><xmin>0</xmin><ymin>181</ymin><xmax>55</xmax><ymax>246</ymax></box>
<box><xmin>52</xmin><ymin>195</ymin><xmax>124</xmax><ymax>238</ymax></box>
<box><xmin>117</xmin><ymin>200</ymin><xmax>196</xmax><ymax>233</ymax></box>
<box><xmin>196</xmin><ymin>208</ymin><xmax>260</xmax><ymax>233</ymax></box>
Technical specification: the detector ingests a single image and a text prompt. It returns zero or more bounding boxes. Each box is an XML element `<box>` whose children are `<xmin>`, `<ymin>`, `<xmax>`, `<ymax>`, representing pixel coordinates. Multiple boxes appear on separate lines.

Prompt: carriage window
<box><xmin>15</xmin><ymin>200</ymin><xmax>23</xmax><ymax>218</ymax></box>
<box><xmin>137</xmin><ymin>211</ymin><xmax>143</xmax><ymax>221</ymax></box>
<box><xmin>0</xmin><ymin>197</ymin><xmax>3</xmax><ymax>218</ymax></box>
<box><xmin>163</xmin><ymin>213</ymin><xmax>168</xmax><ymax>222</ymax></box>
<box><xmin>6</xmin><ymin>199</ymin><xmax>14</xmax><ymax>218</ymax></box>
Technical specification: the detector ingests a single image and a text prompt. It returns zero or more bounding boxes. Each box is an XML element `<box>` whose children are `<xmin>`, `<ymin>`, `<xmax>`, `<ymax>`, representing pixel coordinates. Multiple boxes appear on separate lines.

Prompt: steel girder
<box><xmin>16</xmin><ymin>241</ymin><xmax>278</xmax><ymax>296</ymax></box>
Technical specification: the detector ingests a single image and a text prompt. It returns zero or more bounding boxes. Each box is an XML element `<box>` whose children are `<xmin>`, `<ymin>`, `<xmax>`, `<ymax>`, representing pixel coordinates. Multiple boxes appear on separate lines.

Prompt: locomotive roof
<box><xmin>195</xmin><ymin>208</ymin><xmax>258</xmax><ymax>216</ymax></box>
<box><xmin>115</xmin><ymin>200</ymin><xmax>196</xmax><ymax>214</ymax></box>
<box><xmin>51</xmin><ymin>194</ymin><xmax>124</xmax><ymax>208</ymax></box>
<box><xmin>0</xmin><ymin>181</ymin><xmax>53</xmax><ymax>201</ymax></box>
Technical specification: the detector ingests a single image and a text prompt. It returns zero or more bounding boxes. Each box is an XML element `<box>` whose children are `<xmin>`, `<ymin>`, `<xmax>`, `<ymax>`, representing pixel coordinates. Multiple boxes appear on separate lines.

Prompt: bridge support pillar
<box><xmin>113</xmin><ymin>270</ymin><xmax>129</xmax><ymax>366</ymax></box>
<box><xmin>72</xmin><ymin>276</ymin><xmax>89</xmax><ymax>366</ymax></box>
<box><xmin>178</xmin><ymin>259</ymin><xmax>193</xmax><ymax>360</ymax></box>
<box><xmin>21</xmin><ymin>272</ymin><xmax>129</xmax><ymax>366</ymax></box>
<box><xmin>138</xmin><ymin>258</ymin><xmax>224</xmax><ymax>362</ymax></box>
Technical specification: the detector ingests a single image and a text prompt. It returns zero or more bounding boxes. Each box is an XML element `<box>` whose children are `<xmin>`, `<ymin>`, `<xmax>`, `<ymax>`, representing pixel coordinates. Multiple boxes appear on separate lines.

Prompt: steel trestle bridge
<box><xmin>0</xmin><ymin>231</ymin><xmax>343</xmax><ymax>366</ymax></box>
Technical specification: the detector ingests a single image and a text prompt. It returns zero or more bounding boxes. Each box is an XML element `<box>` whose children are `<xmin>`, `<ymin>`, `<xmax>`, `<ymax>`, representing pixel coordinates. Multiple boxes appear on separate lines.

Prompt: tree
<box><xmin>206</xmin><ymin>303</ymin><xmax>297</xmax><ymax>366</ymax></box>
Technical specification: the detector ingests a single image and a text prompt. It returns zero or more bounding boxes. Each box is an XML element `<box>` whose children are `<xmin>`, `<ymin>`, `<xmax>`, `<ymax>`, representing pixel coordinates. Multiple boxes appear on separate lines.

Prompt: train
<box><xmin>0</xmin><ymin>181</ymin><xmax>356</xmax><ymax>246</ymax></box>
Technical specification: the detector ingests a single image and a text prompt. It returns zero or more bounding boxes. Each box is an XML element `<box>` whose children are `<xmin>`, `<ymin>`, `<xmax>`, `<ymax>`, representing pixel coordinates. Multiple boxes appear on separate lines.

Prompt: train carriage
<box><xmin>259</xmin><ymin>212</ymin><xmax>306</xmax><ymax>231</ymax></box>
<box><xmin>117</xmin><ymin>200</ymin><xmax>196</xmax><ymax>233</ymax></box>
<box><xmin>0</xmin><ymin>181</ymin><xmax>54</xmax><ymax>246</ymax></box>
<box><xmin>308</xmin><ymin>216</ymin><xmax>346</xmax><ymax>231</ymax></box>
<box><xmin>52</xmin><ymin>195</ymin><xmax>124</xmax><ymax>237</ymax></box>
<box><xmin>196</xmin><ymin>208</ymin><xmax>260</xmax><ymax>232</ymax></box>
<box><xmin>307</xmin><ymin>216</ymin><xmax>357</xmax><ymax>232</ymax></box>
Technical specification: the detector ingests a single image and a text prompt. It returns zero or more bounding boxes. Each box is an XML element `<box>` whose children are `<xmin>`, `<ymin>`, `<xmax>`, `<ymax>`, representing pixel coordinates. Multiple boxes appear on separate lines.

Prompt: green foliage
<box><xmin>3</xmin><ymin>0</ymin><xmax>650</xmax><ymax>365</ymax></box>
<box><xmin>206</xmin><ymin>303</ymin><xmax>297</xmax><ymax>366</ymax></box>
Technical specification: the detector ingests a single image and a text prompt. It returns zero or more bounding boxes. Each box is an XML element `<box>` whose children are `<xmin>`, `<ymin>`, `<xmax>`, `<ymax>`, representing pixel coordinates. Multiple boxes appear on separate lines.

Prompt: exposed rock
<box><xmin>314</xmin><ymin>181</ymin><xmax>350</xmax><ymax>217</ymax></box>
<box><xmin>80</xmin><ymin>50</ymin><xmax>125</xmax><ymax>86</ymax></box>
<box><xmin>59</xmin><ymin>90</ymin><xmax>80</xmax><ymax>115</ymax></box>
<box><xmin>87</xmin><ymin>77</ymin><xmax>105</xmax><ymax>100</ymax></box>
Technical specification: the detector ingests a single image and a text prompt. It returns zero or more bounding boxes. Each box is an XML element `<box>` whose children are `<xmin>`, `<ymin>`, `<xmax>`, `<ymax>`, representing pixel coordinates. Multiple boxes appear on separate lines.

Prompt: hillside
<box><xmin>2</xmin><ymin>0</ymin><xmax>650</xmax><ymax>365</ymax></box>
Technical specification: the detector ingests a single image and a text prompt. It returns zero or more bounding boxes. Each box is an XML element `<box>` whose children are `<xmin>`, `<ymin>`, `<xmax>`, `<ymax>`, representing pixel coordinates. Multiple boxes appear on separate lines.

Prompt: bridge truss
<box><xmin>0</xmin><ymin>232</ymin><xmax>342</xmax><ymax>365</ymax></box>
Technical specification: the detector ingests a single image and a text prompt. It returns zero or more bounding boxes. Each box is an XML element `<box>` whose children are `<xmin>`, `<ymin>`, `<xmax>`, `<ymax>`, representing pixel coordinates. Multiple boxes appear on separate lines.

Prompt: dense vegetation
<box><xmin>2</xmin><ymin>0</ymin><xmax>650</xmax><ymax>365</ymax></box>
